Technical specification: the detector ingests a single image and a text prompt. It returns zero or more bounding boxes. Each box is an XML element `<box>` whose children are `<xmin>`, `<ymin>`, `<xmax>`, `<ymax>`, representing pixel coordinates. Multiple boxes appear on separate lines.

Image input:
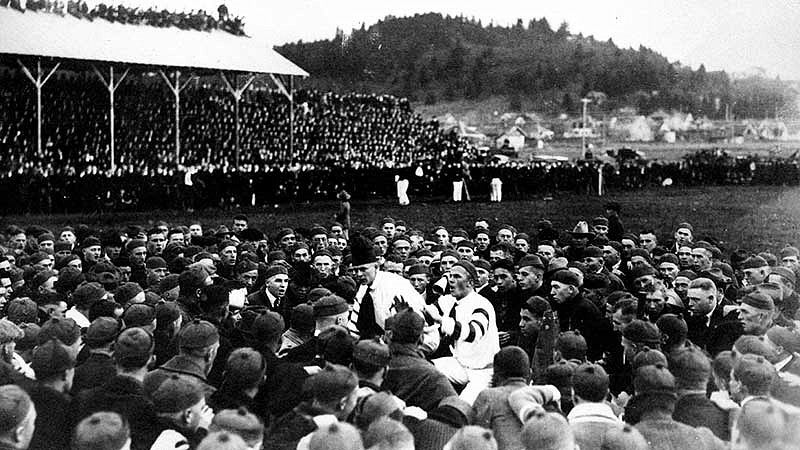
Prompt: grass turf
<box><xmin>3</xmin><ymin>185</ymin><xmax>797</xmax><ymax>253</ymax></box>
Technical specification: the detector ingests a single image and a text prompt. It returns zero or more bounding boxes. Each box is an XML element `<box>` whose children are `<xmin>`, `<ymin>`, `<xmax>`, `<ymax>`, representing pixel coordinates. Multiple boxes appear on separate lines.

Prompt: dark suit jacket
<box><xmin>73</xmin><ymin>375</ymin><xmax>161</xmax><ymax>450</ymax></box>
<box><xmin>556</xmin><ymin>293</ymin><xmax>614</xmax><ymax>361</ymax></box>
<box><xmin>252</xmin><ymin>348</ymin><xmax>310</xmax><ymax>422</ymax></box>
<box><xmin>26</xmin><ymin>383</ymin><xmax>72</xmax><ymax>450</ymax></box>
<box><xmin>687</xmin><ymin>305</ymin><xmax>742</xmax><ymax>357</ymax></box>
<box><xmin>72</xmin><ymin>351</ymin><xmax>117</xmax><ymax>395</ymax></box>
<box><xmin>382</xmin><ymin>344</ymin><xmax>457</xmax><ymax>411</ymax></box>
<box><xmin>673</xmin><ymin>393</ymin><xmax>731</xmax><ymax>441</ymax></box>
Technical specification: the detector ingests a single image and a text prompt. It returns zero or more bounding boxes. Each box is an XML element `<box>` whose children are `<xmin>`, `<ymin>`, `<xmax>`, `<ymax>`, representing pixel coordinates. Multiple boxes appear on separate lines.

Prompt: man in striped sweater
<box><xmin>427</xmin><ymin>260</ymin><xmax>500</xmax><ymax>405</ymax></box>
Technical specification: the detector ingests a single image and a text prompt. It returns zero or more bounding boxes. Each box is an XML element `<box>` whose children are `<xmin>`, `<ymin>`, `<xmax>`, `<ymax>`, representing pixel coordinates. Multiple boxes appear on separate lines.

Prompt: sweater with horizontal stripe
<box><xmin>437</xmin><ymin>290</ymin><xmax>500</xmax><ymax>369</ymax></box>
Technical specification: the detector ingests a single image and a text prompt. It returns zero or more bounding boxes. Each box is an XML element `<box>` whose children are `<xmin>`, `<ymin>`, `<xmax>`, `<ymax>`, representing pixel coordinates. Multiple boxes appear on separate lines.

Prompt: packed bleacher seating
<box><xmin>3</xmin><ymin>66</ymin><xmax>800</xmax><ymax>212</ymax></box>
<box><xmin>1</xmin><ymin>0</ymin><xmax>246</xmax><ymax>35</ymax></box>
<box><xmin>0</xmin><ymin>211</ymin><xmax>797</xmax><ymax>449</ymax></box>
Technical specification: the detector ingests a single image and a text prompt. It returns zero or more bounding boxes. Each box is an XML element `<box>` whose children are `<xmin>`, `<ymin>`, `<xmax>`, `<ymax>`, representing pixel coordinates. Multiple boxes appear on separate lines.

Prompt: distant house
<box><xmin>732</xmin><ymin>121</ymin><xmax>759</xmax><ymax>139</ymax></box>
<box><xmin>563</xmin><ymin>118</ymin><xmax>600</xmax><ymax>139</ymax></box>
<box><xmin>758</xmin><ymin>120</ymin><xmax>788</xmax><ymax>140</ymax></box>
<box><xmin>496</xmin><ymin>126</ymin><xmax>527</xmax><ymax>151</ymax></box>
<box><xmin>609</xmin><ymin>115</ymin><xmax>654</xmax><ymax>142</ymax></box>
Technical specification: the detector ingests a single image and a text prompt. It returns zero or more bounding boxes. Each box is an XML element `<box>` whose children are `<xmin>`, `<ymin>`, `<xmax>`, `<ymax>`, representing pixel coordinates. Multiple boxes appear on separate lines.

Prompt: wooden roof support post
<box><xmin>93</xmin><ymin>65</ymin><xmax>129</xmax><ymax>172</ymax></box>
<box><xmin>220</xmin><ymin>71</ymin><xmax>256</xmax><ymax>170</ymax></box>
<box><xmin>17</xmin><ymin>58</ymin><xmax>60</xmax><ymax>156</ymax></box>
<box><xmin>159</xmin><ymin>69</ymin><xmax>195</xmax><ymax>166</ymax></box>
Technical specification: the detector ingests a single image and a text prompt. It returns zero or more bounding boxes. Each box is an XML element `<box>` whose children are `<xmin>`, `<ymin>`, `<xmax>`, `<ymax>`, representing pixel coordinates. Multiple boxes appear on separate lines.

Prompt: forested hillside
<box><xmin>277</xmin><ymin>13</ymin><xmax>797</xmax><ymax>118</ymax></box>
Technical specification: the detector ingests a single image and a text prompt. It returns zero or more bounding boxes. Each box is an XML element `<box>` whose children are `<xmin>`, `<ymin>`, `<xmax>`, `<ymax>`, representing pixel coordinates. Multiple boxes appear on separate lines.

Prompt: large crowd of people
<box><xmin>0</xmin><ymin>69</ymin><xmax>466</xmax><ymax>175</ymax></box>
<box><xmin>4</xmin><ymin>66</ymin><xmax>800</xmax><ymax>211</ymax></box>
<box><xmin>3</xmin><ymin>67</ymin><xmax>800</xmax><ymax>212</ymax></box>
<box><xmin>0</xmin><ymin>208</ymin><xmax>796</xmax><ymax>449</ymax></box>
<box><xmin>1</xmin><ymin>1</ymin><xmax>246</xmax><ymax>35</ymax></box>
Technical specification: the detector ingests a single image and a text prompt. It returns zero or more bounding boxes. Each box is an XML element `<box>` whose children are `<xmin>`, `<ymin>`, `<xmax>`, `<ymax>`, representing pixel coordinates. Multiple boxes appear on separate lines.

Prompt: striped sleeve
<box><xmin>455</xmin><ymin>308</ymin><xmax>490</xmax><ymax>343</ymax></box>
<box><xmin>347</xmin><ymin>297</ymin><xmax>361</xmax><ymax>338</ymax></box>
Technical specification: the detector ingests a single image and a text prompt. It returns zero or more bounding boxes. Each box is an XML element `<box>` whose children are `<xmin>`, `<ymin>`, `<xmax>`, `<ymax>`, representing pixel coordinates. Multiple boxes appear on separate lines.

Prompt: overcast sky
<box><xmin>114</xmin><ymin>0</ymin><xmax>800</xmax><ymax>79</ymax></box>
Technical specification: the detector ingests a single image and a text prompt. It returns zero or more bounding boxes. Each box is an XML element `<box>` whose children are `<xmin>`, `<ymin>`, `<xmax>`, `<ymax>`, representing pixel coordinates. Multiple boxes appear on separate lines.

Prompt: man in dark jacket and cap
<box><xmin>549</xmin><ymin>269</ymin><xmax>612</xmax><ymax>362</ymax></box>
<box><xmin>381</xmin><ymin>309</ymin><xmax>456</xmax><ymax>411</ymax></box>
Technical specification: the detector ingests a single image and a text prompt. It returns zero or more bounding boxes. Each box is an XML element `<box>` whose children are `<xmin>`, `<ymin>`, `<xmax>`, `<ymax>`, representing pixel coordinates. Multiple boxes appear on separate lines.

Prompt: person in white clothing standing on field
<box><xmin>427</xmin><ymin>260</ymin><xmax>500</xmax><ymax>405</ymax></box>
<box><xmin>490</xmin><ymin>177</ymin><xmax>503</xmax><ymax>202</ymax></box>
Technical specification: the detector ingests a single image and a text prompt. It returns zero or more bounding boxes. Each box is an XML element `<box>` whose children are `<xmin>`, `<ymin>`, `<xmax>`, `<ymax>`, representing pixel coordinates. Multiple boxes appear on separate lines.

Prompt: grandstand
<box><xmin>0</xmin><ymin>4</ymin><xmax>474</xmax><ymax>180</ymax></box>
<box><xmin>0</xmin><ymin>3</ymin><xmax>313</xmax><ymax>170</ymax></box>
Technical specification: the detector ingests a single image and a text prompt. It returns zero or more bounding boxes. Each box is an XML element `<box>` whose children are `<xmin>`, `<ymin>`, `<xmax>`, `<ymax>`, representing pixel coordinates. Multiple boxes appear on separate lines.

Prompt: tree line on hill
<box><xmin>277</xmin><ymin>13</ymin><xmax>797</xmax><ymax>118</ymax></box>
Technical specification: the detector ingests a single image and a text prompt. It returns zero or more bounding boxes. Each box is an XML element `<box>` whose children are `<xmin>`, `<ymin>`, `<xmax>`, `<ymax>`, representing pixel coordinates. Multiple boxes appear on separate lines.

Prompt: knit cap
<box><xmin>85</xmin><ymin>317</ymin><xmax>120</xmax><ymax>348</ymax></box>
<box><xmin>0</xmin><ymin>385</ymin><xmax>32</xmax><ymax>434</ymax></box>
<box><xmin>633</xmin><ymin>364</ymin><xmax>675</xmax><ymax>397</ymax></box>
<box><xmin>601</xmin><ymin>424</ymin><xmax>649</xmax><ymax>450</ymax></box>
<box><xmin>38</xmin><ymin>317</ymin><xmax>81</xmax><ymax>346</ymax></box>
<box><xmin>303</xmin><ymin>363</ymin><xmax>358</xmax><ymax>403</ymax></box>
<box><xmin>352</xmin><ymin>339</ymin><xmax>391</xmax><ymax>368</ymax></box>
<box><xmin>551</xmin><ymin>268</ymin><xmax>581</xmax><ymax>287</ymax></box>
<box><xmin>622</xmin><ymin>320</ymin><xmax>661</xmax><ymax>346</ymax></box>
<box><xmin>766</xmin><ymin>326</ymin><xmax>800</xmax><ymax>354</ymax></box>
<box><xmin>178</xmin><ymin>319</ymin><xmax>219</xmax><ymax>350</ymax></box>
<box><xmin>670</xmin><ymin>345</ymin><xmax>711</xmax><ymax>387</ymax></box>
<box><xmin>123</xmin><ymin>304</ymin><xmax>156</xmax><ymax>329</ymax></box>
<box><xmin>115</xmin><ymin>282</ymin><xmax>144</xmax><ymax>305</ymax></box>
<box><xmin>210</xmin><ymin>407</ymin><xmax>264</xmax><ymax>446</ymax></box>
<box><xmin>309</xmin><ymin>422</ymin><xmax>363</xmax><ymax>450</ymax></box>
<box><xmin>72</xmin><ymin>282</ymin><xmax>108</xmax><ymax>309</ymax></box>
<box><xmin>290</xmin><ymin>304</ymin><xmax>315</xmax><ymax>333</ymax></box>
<box><xmin>521</xmin><ymin>412</ymin><xmax>574</xmax><ymax>450</ymax></box>
<box><xmin>72</xmin><ymin>412</ymin><xmax>130</xmax><ymax>450</ymax></box>
<box><xmin>31</xmin><ymin>339</ymin><xmax>76</xmax><ymax>380</ymax></box>
<box><xmin>631</xmin><ymin>347</ymin><xmax>668</xmax><ymax>370</ymax></box>
<box><xmin>114</xmin><ymin>327</ymin><xmax>154</xmax><ymax>366</ymax></box>
<box><xmin>313</xmin><ymin>295</ymin><xmax>349</xmax><ymax>318</ymax></box>
<box><xmin>386</xmin><ymin>309</ymin><xmax>424</xmax><ymax>344</ymax></box>
<box><xmin>446</xmin><ymin>425</ymin><xmax>498</xmax><ymax>450</ymax></box>
<box><xmin>0</xmin><ymin>320</ymin><xmax>22</xmax><ymax>345</ymax></box>
<box><xmin>150</xmin><ymin>374</ymin><xmax>204</xmax><ymax>413</ymax></box>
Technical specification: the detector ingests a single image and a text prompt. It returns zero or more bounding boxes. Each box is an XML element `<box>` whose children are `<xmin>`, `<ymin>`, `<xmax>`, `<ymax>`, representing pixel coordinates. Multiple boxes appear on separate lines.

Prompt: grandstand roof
<box><xmin>0</xmin><ymin>8</ymin><xmax>308</xmax><ymax>76</ymax></box>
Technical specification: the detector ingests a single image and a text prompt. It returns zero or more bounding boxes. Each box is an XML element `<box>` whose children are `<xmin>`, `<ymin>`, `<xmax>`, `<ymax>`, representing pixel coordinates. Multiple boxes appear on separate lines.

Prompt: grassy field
<box><xmin>4</xmin><ymin>185</ymin><xmax>800</xmax><ymax>253</ymax></box>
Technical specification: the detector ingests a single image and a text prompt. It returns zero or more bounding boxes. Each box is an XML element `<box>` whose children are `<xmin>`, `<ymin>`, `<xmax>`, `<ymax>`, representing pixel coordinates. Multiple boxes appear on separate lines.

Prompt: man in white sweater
<box><xmin>428</xmin><ymin>260</ymin><xmax>500</xmax><ymax>405</ymax></box>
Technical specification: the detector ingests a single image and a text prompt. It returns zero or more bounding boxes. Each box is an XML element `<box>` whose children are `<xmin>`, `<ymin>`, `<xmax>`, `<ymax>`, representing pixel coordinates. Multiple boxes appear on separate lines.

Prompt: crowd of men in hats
<box><xmin>4</xmin><ymin>150</ymin><xmax>800</xmax><ymax>214</ymax></box>
<box><xmin>0</xmin><ymin>208</ymin><xmax>797</xmax><ymax>450</ymax></box>
<box><xmin>1</xmin><ymin>1</ymin><xmax>247</xmax><ymax>36</ymax></box>
<box><xmin>5</xmin><ymin>59</ymin><xmax>800</xmax><ymax>213</ymax></box>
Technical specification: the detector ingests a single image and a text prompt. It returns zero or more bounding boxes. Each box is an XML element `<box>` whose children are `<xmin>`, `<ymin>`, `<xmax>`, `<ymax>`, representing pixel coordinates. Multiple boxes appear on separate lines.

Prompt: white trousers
<box><xmin>397</xmin><ymin>179</ymin><xmax>410</xmax><ymax>205</ymax></box>
<box><xmin>490</xmin><ymin>178</ymin><xmax>502</xmax><ymax>202</ymax></box>
<box><xmin>433</xmin><ymin>356</ymin><xmax>493</xmax><ymax>405</ymax></box>
<box><xmin>452</xmin><ymin>181</ymin><xmax>463</xmax><ymax>202</ymax></box>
